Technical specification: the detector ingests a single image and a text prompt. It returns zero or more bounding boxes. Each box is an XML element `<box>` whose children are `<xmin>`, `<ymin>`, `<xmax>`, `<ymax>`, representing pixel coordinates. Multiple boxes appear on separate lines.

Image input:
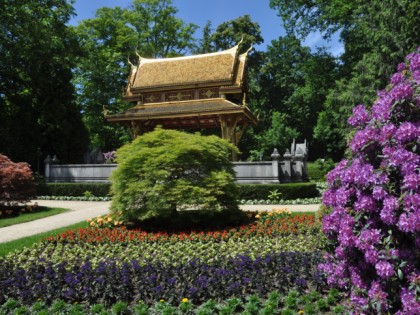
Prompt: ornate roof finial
<box><xmin>135</xmin><ymin>49</ymin><xmax>142</xmax><ymax>61</ymax></box>
<box><xmin>245</xmin><ymin>45</ymin><xmax>253</xmax><ymax>54</ymax></box>
<box><xmin>238</xmin><ymin>34</ymin><xmax>244</xmax><ymax>45</ymax></box>
<box><xmin>127</xmin><ymin>56</ymin><xmax>134</xmax><ymax>68</ymax></box>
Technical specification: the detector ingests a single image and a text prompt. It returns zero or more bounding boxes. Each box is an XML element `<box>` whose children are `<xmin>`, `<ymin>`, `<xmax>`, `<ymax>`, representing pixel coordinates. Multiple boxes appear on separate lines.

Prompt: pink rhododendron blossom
<box><xmin>348</xmin><ymin>104</ymin><xmax>370</xmax><ymax>127</ymax></box>
<box><xmin>378</xmin><ymin>123</ymin><xmax>397</xmax><ymax>144</ymax></box>
<box><xmin>326</xmin><ymin>159</ymin><xmax>347</xmax><ymax>184</ymax></box>
<box><xmin>350</xmin><ymin>292</ymin><xmax>368</xmax><ymax>309</ymax></box>
<box><xmin>368</xmin><ymin>281</ymin><xmax>388</xmax><ymax>310</ymax></box>
<box><xmin>390</xmin><ymin>83</ymin><xmax>413</xmax><ymax>101</ymax></box>
<box><xmin>395</xmin><ymin>122</ymin><xmax>419</xmax><ymax>143</ymax></box>
<box><xmin>397</xmin><ymin>62</ymin><xmax>406</xmax><ymax>72</ymax></box>
<box><xmin>360</xmin><ymin>229</ymin><xmax>381</xmax><ymax>245</ymax></box>
<box><xmin>403</xmin><ymin>194</ymin><xmax>420</xmax><ymax>211</ymax></box>
<box><xmin>409</xmin><ymin>53</ymin><xmax>420</xmax><ymax>72</ymax></box>
<box><xmin>413</xmin><ymin>70</ymin><xmax>420</xmax><ymax>84</ymax></box>
<box><xmin>350</xmin><ymin>267</ymin><xmax>366</xmax><ymax>289</ymax></box>
<box><xmin>398</xmin><ymin>212</ymin><xmax>419</xmax><ymax>232</ymax></box>
<box><xmin>384</xmin><ymin>147</ymin><xmax>419</xmax><ymax>175</ymax></box>
<box><xmin>391</xmin><ymin>72</ymin><xmax>404</xmax><ymax>85</ymax></box>
<box><xmin>364</xmin><ymin>247</ymin><xmax>379</xmax><ymax>264</ymax></box>
<box><xmin>354</xmin><ymin>193</ymin><xmax>376</xmax><ymax>212</ymax></box>
<box><xmin>398</xmin><ymin>288</ymin><xmax>420</xmax><ymax>315</ymax></box>
<box><xmin>320</xmin><ymin>49</ymin><xmax>420</xmax><ymax>314</ymax></box>
<box><xmin>375</xmin><ymin>261</ymin><xmax>394</xmax><ymax>278</ymax></box>
<box><xmin>372</xmin><ymin>186</ymin><xmax>387</xmax><ymax>200</ymax></box>
<box><xmin>403</xmin><ymin>172</ymin><xmax>420</xmax><ymax>191</ymax></box>
<box><xmin>350</xmin><ymin>128</ymin><xmax>378</xmax><ymax>152</ymax></box>
<box><xmin>372</xmin><ymin>95</ymin><xmax>393</xmax><ymax>121</ymax></box>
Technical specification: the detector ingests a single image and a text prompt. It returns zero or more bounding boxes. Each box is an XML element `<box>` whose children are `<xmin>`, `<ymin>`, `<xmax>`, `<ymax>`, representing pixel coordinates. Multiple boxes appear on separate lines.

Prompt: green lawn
<box><xmin>0</xmin><ymin>221</ymin><xmax>89</xmax><ymax>257</ymax></box>
<box><xmin>0</xmin><ymin>207</ymin><xmax>68</xmax><ymax>228</ymax></box>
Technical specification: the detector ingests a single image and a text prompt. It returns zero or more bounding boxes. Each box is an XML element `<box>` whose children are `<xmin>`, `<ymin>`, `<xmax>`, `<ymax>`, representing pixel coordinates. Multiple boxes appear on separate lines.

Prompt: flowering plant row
<box><xmin>1</xmin><ymin>288</ymin><xmax>346</xmax><ymax>315</ymax></box>
<box><xmin>0</xmin><ymin>252</ymin><xmax>325</xmax><ymax>307</ymax></box>
<box><xmin>47</xmin><ymin>213</ymin><xmax>319</xmax><ymax>244</ymax></box>
<box><xmin>4</xmin><ymin>233</ymin><xmax>323</xmax><ymax>270</ymax></box>
<box><xmin>239</xmin><ymin>197</ymin><xmax>322</xmax><ymax>205</ymax></box>
<box><xmin>37</xmin><ymin>195</ymin><xmax>111</xmax><ymax>201</ymax></box>
<box><xmin>0</xmin><ymin>203</ymin><xmax>38</xmax><ymax>218</ymax></box>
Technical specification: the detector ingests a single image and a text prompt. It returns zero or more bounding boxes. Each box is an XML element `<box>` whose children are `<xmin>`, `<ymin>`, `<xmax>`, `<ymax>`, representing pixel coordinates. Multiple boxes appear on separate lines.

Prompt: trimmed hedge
<box><xmin>237</xmin><ymin>182</ymin><xmax>319</xmax><ymax>200</ymax></box>
<box><xmin>307</xmin><ymin>163</ymin><xmax>327</xmax><ymax>182</ymax></box>
<box><xmin>36</xmin><ymin>182</ymin><xmax>111</xmax><ymax>197</ymax></box>
<box><xmin>306</xmin><ymin>159</ymin><xmax>335</xmax><ymax>182</ymax></box>
<box><xmin>36</xmin><ymin>182</ymin><xmax>318</xmax><ymax>201</ymax></box>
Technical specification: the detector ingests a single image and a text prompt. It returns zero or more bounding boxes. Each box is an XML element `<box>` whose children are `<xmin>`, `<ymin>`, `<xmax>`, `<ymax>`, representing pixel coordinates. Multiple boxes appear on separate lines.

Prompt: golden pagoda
<box><xmin>105</xmin><ymin>42</ymin><xmax>258</xmax><ymax>155</ymax></box>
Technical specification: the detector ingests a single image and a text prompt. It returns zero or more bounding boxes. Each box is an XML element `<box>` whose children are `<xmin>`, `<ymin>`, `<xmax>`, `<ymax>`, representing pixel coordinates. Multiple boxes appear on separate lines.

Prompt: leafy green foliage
<box><xmin>36</xmin><ymin>183</ymin><xmax>111</xmax><ymax>197</ymax></box>
<box><xmin>306</xmin><ymin>159</ymin><xmax>335</xmax><ymax>181</ymax></box>
<box><xmin>73</xmin><ymin>0</ymin><xmax>198</xmax><ymax>150</ymax></box>
<box><xmin>195</xmin><ymin>15</ymin><xmax>263</xmax><ymax>54</ymax></box>
<box><xmin>110</xmin><ymin>128</ymin><xmax>240</xmax><ymax>221</ymax></box>
<box><xmin>0</xmin><ymin>288</ymin><xmax>346</xmax><ymax>314</ymax></box>
<box><xmin>0</xmin><ymin>0</ymin><xmax>89</xmax><ymax>165</ymax></box>
<box><xmin>270</xmin><ymin>0</ymin><xmax>420</xmax><ymax>159</ymax></box>
<box><xmin>249</xmin><ymin>112</ymin><xmax>299</xmax><ymax>160</ymax></box>
<box><xmin>12</xmin><ymin>232</ymin><xmax>322</xmax><ymax>272</ymax></box>
<box><xmin>246</xmin><ymin>35</ymin><xmax>338</xmax><ymax>159</ymax></box>
<box><xmin>237</xmin><ymin>183</ymin><xmax>319</xmax><ymax>201</ymax></box>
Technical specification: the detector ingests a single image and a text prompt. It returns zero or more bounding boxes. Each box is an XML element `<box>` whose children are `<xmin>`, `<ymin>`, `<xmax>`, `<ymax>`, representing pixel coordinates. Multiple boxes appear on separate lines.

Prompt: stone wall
<box><xmin>44</xmin><ymin>141</ymin><xmax>308</xmax><ymax>184</ymax></box>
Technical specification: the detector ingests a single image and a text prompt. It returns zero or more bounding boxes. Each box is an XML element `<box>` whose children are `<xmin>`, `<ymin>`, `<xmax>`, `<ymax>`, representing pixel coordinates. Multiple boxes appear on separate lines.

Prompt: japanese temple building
<box><xmin>105</xmin><ymin>43</ymin><xmax>258</xmax><ymax>158</ymax></box>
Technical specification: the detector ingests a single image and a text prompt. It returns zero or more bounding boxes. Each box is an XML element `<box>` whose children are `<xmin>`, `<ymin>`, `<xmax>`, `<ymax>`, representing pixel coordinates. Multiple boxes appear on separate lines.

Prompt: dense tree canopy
<box><xmin>73</xmin><ymin>0</ymin><xmax>198</xmax><ymax>150</ymax></box>
<box><xmin>245</xmin><ymin>35</ymin><xmax>338</xmax><ymax>160</ymax></box>
<box><xmin>0</xmin><ymin>0</ymin><xmax>89</xmax><ymax>166</ymax></box>
<box><xmin>270</xmin><ymin>0</ymin><xmax>420</xmax><ymax>159</ymax></box>
<box><xmin>1</xmin><ymin>0</ymin><xmax>418</xmax><ymax>166</ymax></box>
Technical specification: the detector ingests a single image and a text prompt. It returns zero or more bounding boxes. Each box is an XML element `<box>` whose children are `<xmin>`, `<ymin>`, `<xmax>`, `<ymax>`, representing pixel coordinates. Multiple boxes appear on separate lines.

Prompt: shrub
<box><xmin>237</xmin><ymin>183</ymin><xmax>319</xmax><ymax>200</ymax></box>
<box><xmin>36</xmin><ymin>182</ymin><xmax>111</xmax><ymax>197</ymax></box>
<box><xmin>307</xmin><ymin>159</ymin><xmax>335</xmax><ymax>182</ymax></box>
<box><xmin>110</xmin><ymin>128</ymin><xmax>240</xmax><ymax>222</ymax></box>
<box><xmin>320</xmin><ymin>48</ymin><xmax>420</xmax><ymax>314</ymax></box>
<box><xmin>0</xmin><ymin>154</ymin><xmax>36</xmax><ymax>207</ymax></box>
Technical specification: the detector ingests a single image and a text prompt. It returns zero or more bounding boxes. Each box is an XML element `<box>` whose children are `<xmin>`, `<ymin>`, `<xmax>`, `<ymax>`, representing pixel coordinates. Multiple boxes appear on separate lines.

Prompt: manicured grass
<box><xmin>0</xmin><ymin>207</ymin><xmax>68</xmax><ymax>228</ymax></box>
<box><xmin>0</xmin><ymin>221</ymin><xmax>89</xmax><ymax>257</ymax></box>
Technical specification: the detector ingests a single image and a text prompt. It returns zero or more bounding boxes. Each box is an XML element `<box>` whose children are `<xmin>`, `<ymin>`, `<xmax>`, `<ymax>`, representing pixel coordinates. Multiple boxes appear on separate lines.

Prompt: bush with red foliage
<box><xmin>0</xmin><ymin>154</ymin><xmax>36</xmax><ymax>207</ymax></box>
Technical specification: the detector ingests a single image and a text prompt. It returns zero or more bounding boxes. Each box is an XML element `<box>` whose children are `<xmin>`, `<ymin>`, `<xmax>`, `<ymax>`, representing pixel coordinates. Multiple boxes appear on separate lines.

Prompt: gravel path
<box><xmin>0</xmin><ymin>200</ymin><xmax>110</xmax><ymax>243</ymax></box>
<box><xmin>0</xmin><ymin>200</ymin><xmax>320</xmax><ymax>243</ymax></box>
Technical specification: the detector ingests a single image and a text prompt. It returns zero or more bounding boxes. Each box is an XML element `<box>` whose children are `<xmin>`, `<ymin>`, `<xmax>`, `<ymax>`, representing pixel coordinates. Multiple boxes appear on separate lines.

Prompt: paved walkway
<box><xmin>0</xmin><ymin>200</ymin><xmax>320</xmax><ymax>243</ymax></box>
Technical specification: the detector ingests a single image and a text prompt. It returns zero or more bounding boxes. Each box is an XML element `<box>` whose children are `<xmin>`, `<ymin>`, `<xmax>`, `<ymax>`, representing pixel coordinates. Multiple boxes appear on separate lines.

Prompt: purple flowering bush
<box><xmin>103</xmin><ymin>151</ymin><xmax>116</xmax><ymax>163</ymax></box>
<box><xmin>320</xmin><ymin>48</ymin><xmax>420</xmax><ymax>314</ymax></box>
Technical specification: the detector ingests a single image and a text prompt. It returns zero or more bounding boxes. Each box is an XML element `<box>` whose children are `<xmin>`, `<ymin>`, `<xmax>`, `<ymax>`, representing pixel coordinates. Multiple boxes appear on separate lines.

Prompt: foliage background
<box><xmin>1</xmin><ymin>0</ymin><xmax>419</xmax><ymax>167</ymax></box>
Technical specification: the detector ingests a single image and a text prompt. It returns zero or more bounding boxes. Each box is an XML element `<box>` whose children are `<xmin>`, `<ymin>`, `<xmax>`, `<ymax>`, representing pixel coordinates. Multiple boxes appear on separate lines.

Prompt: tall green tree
<box><xmin>270</xmin><ymin>0</ymin><xmax>420</xmax><ymax>159</ymax></box>
<box><xmin>194</xmin><ymin>14</ymin><xmax>264</xmax><ymax>55</ymax></box>
<box><xmin>0</xmin><ymin>0</ymin><xmax>89</xmax><ymax>166</ymax></box>
<box><xmin>246</xmin><ymin>35</ymin><xmax>337</xmax><ymax>160</ymax></box>
<box><xmin>73</xmin><ymin>0</ymin><xmax>198</xmax><ymax>150</ymax></box>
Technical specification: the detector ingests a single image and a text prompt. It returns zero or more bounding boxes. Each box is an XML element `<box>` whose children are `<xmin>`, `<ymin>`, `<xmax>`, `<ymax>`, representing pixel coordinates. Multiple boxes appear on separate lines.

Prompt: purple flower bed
<box><xmin>0</xmin><ymin>252</ymin><xmax>325</xmax><ymax>306</ymax></box>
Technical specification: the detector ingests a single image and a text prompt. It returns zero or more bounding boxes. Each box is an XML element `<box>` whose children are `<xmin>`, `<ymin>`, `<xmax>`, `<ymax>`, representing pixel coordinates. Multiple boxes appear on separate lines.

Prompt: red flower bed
<box><xmin>46</xmin><ymin>213</ymin><xmax>319</xmax><ymax>244</ymax></box>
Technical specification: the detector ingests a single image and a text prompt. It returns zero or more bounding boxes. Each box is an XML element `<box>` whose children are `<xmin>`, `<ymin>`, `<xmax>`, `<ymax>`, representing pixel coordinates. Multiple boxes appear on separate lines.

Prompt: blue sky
<box><xmin>70</xmin><ymin>0</ymin><xmax>343</xmax><ymax>56</ymax></box>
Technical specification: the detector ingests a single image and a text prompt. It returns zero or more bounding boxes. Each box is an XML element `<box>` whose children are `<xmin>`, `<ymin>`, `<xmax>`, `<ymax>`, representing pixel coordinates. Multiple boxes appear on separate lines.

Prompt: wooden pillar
<box><xmin>129</xmin><ymin>121</ymin><xmax>143</xmax><ymax>138</ymax></box>
<box><xmin>219</xmin><ymin>115</ymin><xmax>241</xmax><ymax>161</ymax></box>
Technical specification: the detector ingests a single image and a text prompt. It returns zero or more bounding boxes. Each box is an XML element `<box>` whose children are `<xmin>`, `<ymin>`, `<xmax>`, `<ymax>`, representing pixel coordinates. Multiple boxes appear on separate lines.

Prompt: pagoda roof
<box><xmin>106</xmin><ymin>98</ymin><xmax>257</xmax><ymax>129</ymax></box>
<box><xmin>126</xmin><ymin>44</ymin><xmax>247</xmax><ymax>94</ymax></box>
